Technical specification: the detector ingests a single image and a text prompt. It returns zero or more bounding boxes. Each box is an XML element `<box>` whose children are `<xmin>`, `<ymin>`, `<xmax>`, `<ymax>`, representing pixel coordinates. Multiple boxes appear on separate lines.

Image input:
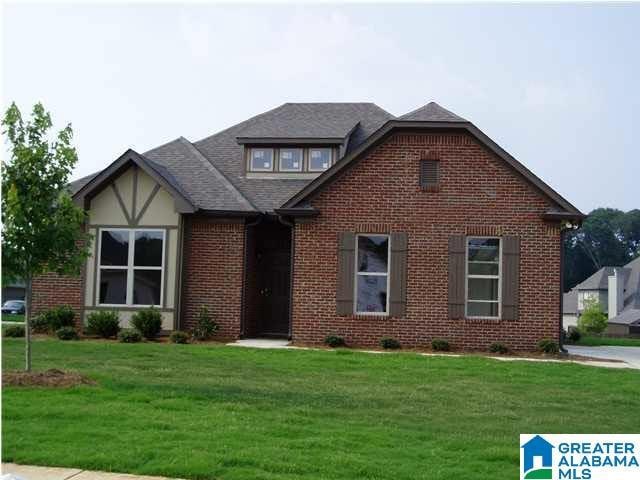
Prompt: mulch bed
<box><xmin>3</xmin><ymin>368</ymin><xmax>96</xmax><ymax>387</ymax></box>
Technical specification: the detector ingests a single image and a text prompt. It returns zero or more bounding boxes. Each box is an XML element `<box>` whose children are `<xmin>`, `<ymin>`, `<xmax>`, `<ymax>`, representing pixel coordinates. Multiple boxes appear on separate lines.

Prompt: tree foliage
<box><xmin>2</xmin><ymin>102</ymin><xmax>91</xmax><ymax>370</ymax></box>
<box><xmin>564</xmin><ymin>208</ymin><xmax>640</xmax><ymax>291</ymax></box>
<box><xmin>577</xmin><ymin>298</ymin><xmax>608</xmax><ymax>335</ymax></box>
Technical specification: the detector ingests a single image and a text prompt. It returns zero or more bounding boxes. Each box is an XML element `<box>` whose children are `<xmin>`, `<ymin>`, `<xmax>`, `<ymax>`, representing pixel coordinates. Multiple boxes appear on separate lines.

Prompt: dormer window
<box><xmin>309</xmin><ymin>148</ymin><xmax>332</xmax><ymax>172</ymax></box>
<box><xmin>250</xmin><ymin>148</ymin><xmax>274</xmax><ymax>171</ymax></box>
<box><xmin>279</xmin><ymin>148</ymin><xmax>303</xmax><ymax>172</ymax></box>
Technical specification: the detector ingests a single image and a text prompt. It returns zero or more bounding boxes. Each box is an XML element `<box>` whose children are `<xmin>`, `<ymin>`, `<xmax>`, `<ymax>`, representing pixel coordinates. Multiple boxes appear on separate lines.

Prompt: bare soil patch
<box><xmin>3</xmin><ymin>368</ymin><xmax>95</xmax><ymax>387</ymax></box>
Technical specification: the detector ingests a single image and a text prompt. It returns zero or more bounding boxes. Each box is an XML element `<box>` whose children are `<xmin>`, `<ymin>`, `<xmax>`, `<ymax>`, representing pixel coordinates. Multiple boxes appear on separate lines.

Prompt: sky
<box><xmin>2</xmin><ymin>2</ymin><xmax>639</xmax><ymax>213</ymax></box>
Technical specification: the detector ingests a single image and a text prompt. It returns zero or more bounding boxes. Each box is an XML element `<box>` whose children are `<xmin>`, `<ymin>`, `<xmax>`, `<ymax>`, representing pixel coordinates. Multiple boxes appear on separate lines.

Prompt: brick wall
<box><xmin>180</xmin><ymin>217</ymin><xmax>245</xmax><ymax>339</ymax></box>
<box><xmin>291</xmin><ymin>132</ymin><xmax>562</xmax><ymax>351</ymax></box>
<box><xmin>31</xmin><ymin>272</ymin><xmax>84</xmax><ymax>329</ymax></box>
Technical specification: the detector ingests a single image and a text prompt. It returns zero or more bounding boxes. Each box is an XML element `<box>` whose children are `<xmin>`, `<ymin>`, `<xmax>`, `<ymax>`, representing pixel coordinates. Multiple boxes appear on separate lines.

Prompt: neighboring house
<box><xmin>2</xmin><ymin>281</ymin><xmax>25</xmax><ymax>302</ymax></box>
<box><xmin>563</xmin><ymin>256</ymin><xmax>640</xmax><ymax>336</ymax></box>
<box><xmin>32</xmin><ymin>102</ymin><xmax>584</xmax><ymax>350</ymax></box>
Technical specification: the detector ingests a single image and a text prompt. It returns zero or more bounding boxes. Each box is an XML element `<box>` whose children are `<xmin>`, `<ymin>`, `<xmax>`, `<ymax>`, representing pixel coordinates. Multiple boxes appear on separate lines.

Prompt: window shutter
<box><xmin>420</xmin><ymin>160</ymin><xmax>439</xmax><ymax>189</ymax></box>
<box><xmin>501</xmin><ymin>236</ymin><xmax>520</xmax><ymax>321</ymax></box>
<box><xmin>336</xmin><ymin>232</ymin><xmax>356</xmax><ymax>316</ymax></box>
<box><xmin>448</xmin><ymin>235</ymin><xmax>466</xmax><ymax>319</ymax></box>
<box><xmin>389</xmin><ymin>233</ymin><xmax>408</xmax><ymax>318</ymax></box>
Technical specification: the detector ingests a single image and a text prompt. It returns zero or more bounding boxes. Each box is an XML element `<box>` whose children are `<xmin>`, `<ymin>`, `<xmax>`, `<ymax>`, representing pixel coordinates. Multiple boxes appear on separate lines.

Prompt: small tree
<box><xmin>578</xmin><ymin>297</ymin><xmax>608</xmax><ymax>335</ymax></box>
<box><xmin>2</xmin><ymin>102</ymin><xmax>91</xmax><ymax>371</ymax></box>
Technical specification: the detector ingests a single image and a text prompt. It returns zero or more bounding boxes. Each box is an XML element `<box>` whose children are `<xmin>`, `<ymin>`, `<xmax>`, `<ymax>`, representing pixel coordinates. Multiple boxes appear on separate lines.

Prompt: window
<box><xmin>309</xmin><ymin>148</ymin><xmax>332</xmax><ymax>171</ymax></box>
<box><xmin>279</xmin><ymin>148</ymin><xmax>303</xmax><ymax>172</ymax></box>
<box><xmin>466</xmin><ymin>238</ymin><xmax>501</xmax><ymax>318</ymax></box>
<box><xmin>98</xmin><ymin>229</ymin><xmax>164</xmax><ymax>306</ymax></box>
<box><xmin>355</xmin><ymin>234</ymin><xmax>389</xmax><ymax>314</ymax></box>
<box><xmin>250</xmin><ymin>148</ymin><xmax>274</xmax><ymax>171</ymax></box>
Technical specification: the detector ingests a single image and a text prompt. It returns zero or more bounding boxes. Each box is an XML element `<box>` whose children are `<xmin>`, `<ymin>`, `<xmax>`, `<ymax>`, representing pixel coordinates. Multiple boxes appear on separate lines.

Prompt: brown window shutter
<box><xmin>389</xmin><ymin>232</ymin><xmax>408</xmax><ymax>318</ymax></box>
<box><xmin>336</xmin><ymin>232</ymin><xmax>356</xmax><ymax>316</ymax></box>
<box><xmin>448</xmin><ymin>235</ymin><xmax>466</xmax><ymax>319</ymax></box>
<box><xmin>501</xmin><ymin>236</ymin><xmax>520</xmax><ymax>321</ymax></box>
<box><xmin>420</xmin><ymin>160</ymin><xmax>439</xmax><ymax>189</ymax></box>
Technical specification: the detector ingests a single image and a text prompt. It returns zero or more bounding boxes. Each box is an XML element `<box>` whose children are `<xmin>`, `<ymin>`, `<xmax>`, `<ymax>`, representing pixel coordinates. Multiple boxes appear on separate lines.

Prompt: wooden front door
<box><xmin>257</xmin><ymin>249</ymin><xmax>291</xmax><ymax>336</ymax></box>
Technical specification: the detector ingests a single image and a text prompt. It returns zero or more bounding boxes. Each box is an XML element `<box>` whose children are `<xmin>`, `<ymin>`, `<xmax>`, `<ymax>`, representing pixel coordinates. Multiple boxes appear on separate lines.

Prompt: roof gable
<box><xmin>399</xmin><ymin>102</ymin><xmax>467</xmax><ymax>122</ymax></box>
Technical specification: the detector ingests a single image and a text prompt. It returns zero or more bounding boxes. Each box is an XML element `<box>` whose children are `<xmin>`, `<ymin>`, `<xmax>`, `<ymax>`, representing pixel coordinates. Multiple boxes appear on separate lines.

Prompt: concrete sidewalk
<box><xmin>1</xmin><ymin>464</ymin><xmax>183</xmax><ymax>480</ymax></box>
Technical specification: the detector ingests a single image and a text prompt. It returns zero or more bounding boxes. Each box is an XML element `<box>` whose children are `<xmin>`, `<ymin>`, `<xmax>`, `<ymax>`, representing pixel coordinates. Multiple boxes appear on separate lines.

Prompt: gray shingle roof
<box><xmin>575</xmin><ymin>266</ymin><xmax>616</xmax><ymax>290</ymax></box>
<box><xmin>398</xmin><ymin>102</ymin><xmax>467</xmax><ymax>122</ymax></box>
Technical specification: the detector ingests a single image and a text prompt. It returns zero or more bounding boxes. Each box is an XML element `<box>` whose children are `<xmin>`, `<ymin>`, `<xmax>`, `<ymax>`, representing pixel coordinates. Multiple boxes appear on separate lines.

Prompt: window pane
<box><xmin>309</xmin><ymin>148</ymin><xmax>331</xmax><ymax>171</ymax></box>
<box><xmin>279</xmin><ymin>149</ymin><xmax>302</xmax><ymax>171</ymax></box>
<box><xmin>133</xmin><ymin>270</ymin><xmax>162</xmax><ymax>306</ymax></box>
<box><xmin>468</xmin><ymin>278</ymin><xmax>499</xmax><ymax>301</ymax></box>
<box><xmin>468</xmin><ymin>238</ymin><xmax>499</xmax><ymax>262</ymax></box>
<box><xmin>467</xmin><ymin>301</ymin><xmax>498</xmax><ymax>317</ymax></box>
<box><xmin>356</xmin><ymin>275</ymin><xmax>387</xmax><ymax>313</ymax></box>
<box><xmin>99</xmin><ymin>269</ymin><xmax>127</xmax><ymax>304</ymax></box>
<box><xmin>357</xmin><ymin>235</ymin><xmax>389</xmax><ymax>273</ymax></box>
<box><xmin>468</xmin><ymin>262</ymin><xmax>499</xmax><ymax>276</ymax></box>
<box><xmin>100</xmin><ymin>230</ymin><xmax>129</xmax><ymax>266</ymax></box>
<box><xmin>134</xmin><ymin>231</ymin><xmax>163</xmax><ymax>267</ymax></box>
<box><xmin>251</xmin><ymin>149</ymin><xmax>273</xmax><ymax>171</ymax></box>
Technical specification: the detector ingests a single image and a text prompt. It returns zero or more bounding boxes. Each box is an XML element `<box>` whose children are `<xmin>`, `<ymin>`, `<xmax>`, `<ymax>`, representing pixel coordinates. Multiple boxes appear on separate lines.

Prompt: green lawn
<box><xmin>2</xmin><ymin>314</ymin><xmax>24</xmax><ymax>323</ymax></box>
<box><xmin>575</xmin><ymin>336</ymin><xmax>640</xmax><ymax>347</ymax></box>
<box><xmin>3</xmin><ymin>338</ymin><xmax>640</xmax><ymax>480</ymax></box>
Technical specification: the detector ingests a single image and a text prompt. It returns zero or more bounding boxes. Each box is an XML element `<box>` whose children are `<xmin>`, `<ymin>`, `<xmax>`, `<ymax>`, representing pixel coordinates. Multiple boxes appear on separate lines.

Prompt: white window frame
<box><xmin>249</xmin><ymin>148</ymin><xmax>274</xmax><ymax>172</ymax></box>
<box><xmin>308</xmin><ymin>147</ymin><xmax>333</xmax><ymax>172</ymax></box>
<box><xmin>97</xmin><ymin>228</ymin><xmax>165</xmax><ymax>307</ymax></box>
<box><xmin>465</xmin><ymin>236</ymin><xmax>501</xmax><ymax>319</ymax></box>
<box><xmin>278</xmin><ymin>148</ymin><xmax>303</xmax><ymax>172</ymax></box>
<box><xmin>354</xmin><ymin>233</ymin><xmax>390</xmax><ymax>316</ymax></box>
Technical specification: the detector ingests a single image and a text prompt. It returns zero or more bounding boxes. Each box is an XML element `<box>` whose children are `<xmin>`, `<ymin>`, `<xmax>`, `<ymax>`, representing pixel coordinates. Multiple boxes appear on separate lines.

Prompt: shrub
<box><xmin>537</xmin><ymin>339</ymin><xmax>559</xmax><ymax>354</ymax></box>
<box><xmin>489</xmin><ymin>342</ymin><xmax>509</xmax><ymax>354</ymax></box>
<box><xmin>87</xmin><ymin>311</ymin><xmax>120</xmax><ymax>338</ymax></box>
<box><xmin>56</xmin><ymin>326</ymin><xmax>79</xmax><ymax>341</ymax></box>
<box><xmin>30</xmin><ymin>314</ymin><xmax>50</xmax><ymax>334</ymax></box>
<box><xmin>324</xmin><ymin>335</ymin><xmax>346</xmax><ymax>348</ymax></box>
<box><xmin>46</xmin><ymin>305</ymin><xmax>76</xmax><ymax>331</ymax></box>
<box><xmin>170</xmin><ymin>331</ymin><xmax>190</xmax><ymax>344</ymax></box>
<box><xmin>131</xmin><ymin>307</ymin><xmax>162</xmax><ymax>340</ymax></box>
<box><xmin>567</xmin><ymin>326</ymin><xmax>582</xmax><ymax>343</ymax></box>
<box><xmin>4</xmin><ymin>325</ymin><xmax>25</xmax><ymax>338</ymax></box>
<box><xmin>431</xmin><ymin>339</ymin><xmax>450</xmax><ymax>351</ymax></box>
<box><xmin>118</xmin><ymin>328</ymin><xmax>142</xmax><ymax>343</ymax></box>
<box><xmin>578</xmin><ymin>298</ymin><xmax>608</xmax><ymax>335</ymax></box>
<box><xmin>380</xmin><ymin>337</ymin><xmax>401</xmax><ymax>350</ymax></box>
<box><xmin>191</xmin><ymin>306</ymin><xmax>219</xmax><ymax>341</ymax></box>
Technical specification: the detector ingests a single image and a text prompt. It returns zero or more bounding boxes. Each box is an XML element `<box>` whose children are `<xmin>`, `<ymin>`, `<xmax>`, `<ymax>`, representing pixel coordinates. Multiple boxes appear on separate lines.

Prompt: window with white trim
<box><xmin>250</xmin><ymin>148</ymin><xmax>274</xmax><ymax>171</ymax></box>
<box><xmin>279</xmin><ymin>148</ymin><xmax>303</xmax><ymax>171</ymax></box>
<box><xmin>98</xmin><ymin>229</ymin><xmax>164</xmax><ymax>307</ymax></box>
<box><xmin>466</xmin><ymin>237</ymin><xmax>501</xmax><ymax>318</ymax></box>
<box><xmin>355</xmin><ymin>234</ymin><xmax>389</xmax><ymax>314</ymax></box>
<box><xmin>308</xmin><ymin>148</ymin><xmax>332</xmax><ymax>172</ymax></box>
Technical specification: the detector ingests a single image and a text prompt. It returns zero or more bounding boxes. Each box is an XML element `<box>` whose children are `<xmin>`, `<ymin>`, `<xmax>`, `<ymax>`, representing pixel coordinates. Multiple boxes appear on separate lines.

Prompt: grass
<box><xmin>574</xmin><ymin>335</ymin><xmax>640</xmax><ymax>347</ymax></box>
<box><xmin>3</xmin><ymin>338</ymin><xmax>640</xmax><ymax>480</ymax></box>
<box><xmin>2</xmin><ymin>314</ymin><xmax>24</xmax><ymax>323</ymax></box>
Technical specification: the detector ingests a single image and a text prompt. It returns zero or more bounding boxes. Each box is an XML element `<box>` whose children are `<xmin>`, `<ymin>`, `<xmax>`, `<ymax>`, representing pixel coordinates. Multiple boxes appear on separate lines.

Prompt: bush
<box><xmin>578</xmin><ymin>298</ymin><xmax>608</xmax><ymax>335</ymax></box>
<box><xmin>87</xmin><ymin>311</ymin><xmax>120</xmax><ymax>338</ymax></box>
<box><xmin>324</xmin><ymin>335</ymin><xmax>346</xmax><ymax>348</ymax></box>
<box><xmin>46</xmin><ymin>305</ymin><xmax>76</xmax><ymax>331</ymax></box>
<box><xmin>131</xmin><ymin>307</ymin><xmax>162</xmax><ymax>340</ymax></box>
<box><xmin>56</xmin><ymin>326</ymin><xmax>79</xmax><ymax>341</ymax></box>
<box><xmin>170</xmin><ymin>331</ymin><xmax>190</xmax><ymax>344</ymax></box>
<box><xmin>380</xmin><ymin>337</ymin><xmax>401</xmax><ymax>350</ymax></box>
<box><xmin>191</xmin><ymin>306</ymin><xmax>219</xmax><ymax>341</ymax></box>
<box><xmin>567</xmin><ymin>326</ymin><xmax>582</xmax><ymax>343</ymax></box>
<box><xmin>537</xmin><ymin>338</ymin><xmax>559</xmax><ymax>354</ymax></box>
<box><xmin>431</xmin><ymin>339</ymin><xmax>450</xmax><ymax>351</ymax></box>
<box><xmin>4</xmin><ymin>325</ymin><xmax>25</xmax><ymax>338</ymax></box>
<box><xmin>489</xmin><ymin>342</ymin><xmax>509</xmax><ymax>354</ymax></box>
<box><xmin>30</xmin><ymin>314</ymin><xmax>50</xmax><ymax>334</ymax></box>
<box><xmin>118</xmin><ymin>328</ymin><xmax>142</xmax><ymax>343</ymax></box>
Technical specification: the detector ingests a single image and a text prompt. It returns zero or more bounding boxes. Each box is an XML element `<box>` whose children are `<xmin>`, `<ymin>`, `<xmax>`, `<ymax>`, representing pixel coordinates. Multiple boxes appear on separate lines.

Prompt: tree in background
<box><xmin>577</xmin><ymin>298</ymin><xmax>608</xmax><ymax>335</ymax></box>
<box><xmin>2</xmin><ymin>102</ymin><xmax>91</xmax><ymax>371</ymax></box>
<box><xmin>564</xmin><ymin>208</ymin><xmax>640</xmax><ymax>291</ymax></box>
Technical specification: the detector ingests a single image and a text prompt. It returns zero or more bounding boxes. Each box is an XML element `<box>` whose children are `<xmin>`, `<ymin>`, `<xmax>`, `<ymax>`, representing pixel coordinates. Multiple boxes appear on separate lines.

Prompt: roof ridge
<box><xmin>178</xmin><ymin>137</ymin><xmax>257</xmax><ymax>212</ymax></box>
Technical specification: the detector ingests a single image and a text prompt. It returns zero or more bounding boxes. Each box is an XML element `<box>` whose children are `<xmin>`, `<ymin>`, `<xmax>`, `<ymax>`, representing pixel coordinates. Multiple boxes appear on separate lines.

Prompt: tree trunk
<box><xmin>25</xmin><ymin>276</ymin><xmax>33</xmax><ymax>372</ymax></box>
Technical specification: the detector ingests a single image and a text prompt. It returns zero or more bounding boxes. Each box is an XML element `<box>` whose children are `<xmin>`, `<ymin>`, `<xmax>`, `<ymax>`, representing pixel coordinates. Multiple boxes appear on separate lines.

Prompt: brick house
<box><xmin>33</xmin><ymin>102</ymin><xmax>584</xmax><ymax>350</ymax></box>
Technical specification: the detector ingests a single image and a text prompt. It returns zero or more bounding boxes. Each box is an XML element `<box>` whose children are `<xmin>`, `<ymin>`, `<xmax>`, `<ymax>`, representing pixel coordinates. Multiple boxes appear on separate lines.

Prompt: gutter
<box><xmin>559</xmin><ymin>227</ymin><xmax>568</xmax><ymax>355</ymax></box>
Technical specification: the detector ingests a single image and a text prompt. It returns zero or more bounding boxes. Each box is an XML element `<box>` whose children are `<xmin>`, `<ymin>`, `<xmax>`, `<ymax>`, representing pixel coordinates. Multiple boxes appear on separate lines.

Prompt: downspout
<box><xmin>277</xmin><ymin>215</ymin><xmax>295</xmax><ymax>341</ymax></box>
<box><xmin>559</xmin><ymin>224</ymin><xmax>569</xmax><ymax>355</ymax></box>
<box><xmin>240</xmin><ymin>214</ymin><xmax>262</xmax><ymax>338</ymax></box>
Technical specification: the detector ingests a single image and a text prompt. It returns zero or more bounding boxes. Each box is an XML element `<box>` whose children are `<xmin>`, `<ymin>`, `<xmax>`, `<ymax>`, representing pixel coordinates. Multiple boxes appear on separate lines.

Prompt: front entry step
<box><xmin>228</xmin><ymin>338</ymin><xmax>292</xmax><ymax>349</ymax></box>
